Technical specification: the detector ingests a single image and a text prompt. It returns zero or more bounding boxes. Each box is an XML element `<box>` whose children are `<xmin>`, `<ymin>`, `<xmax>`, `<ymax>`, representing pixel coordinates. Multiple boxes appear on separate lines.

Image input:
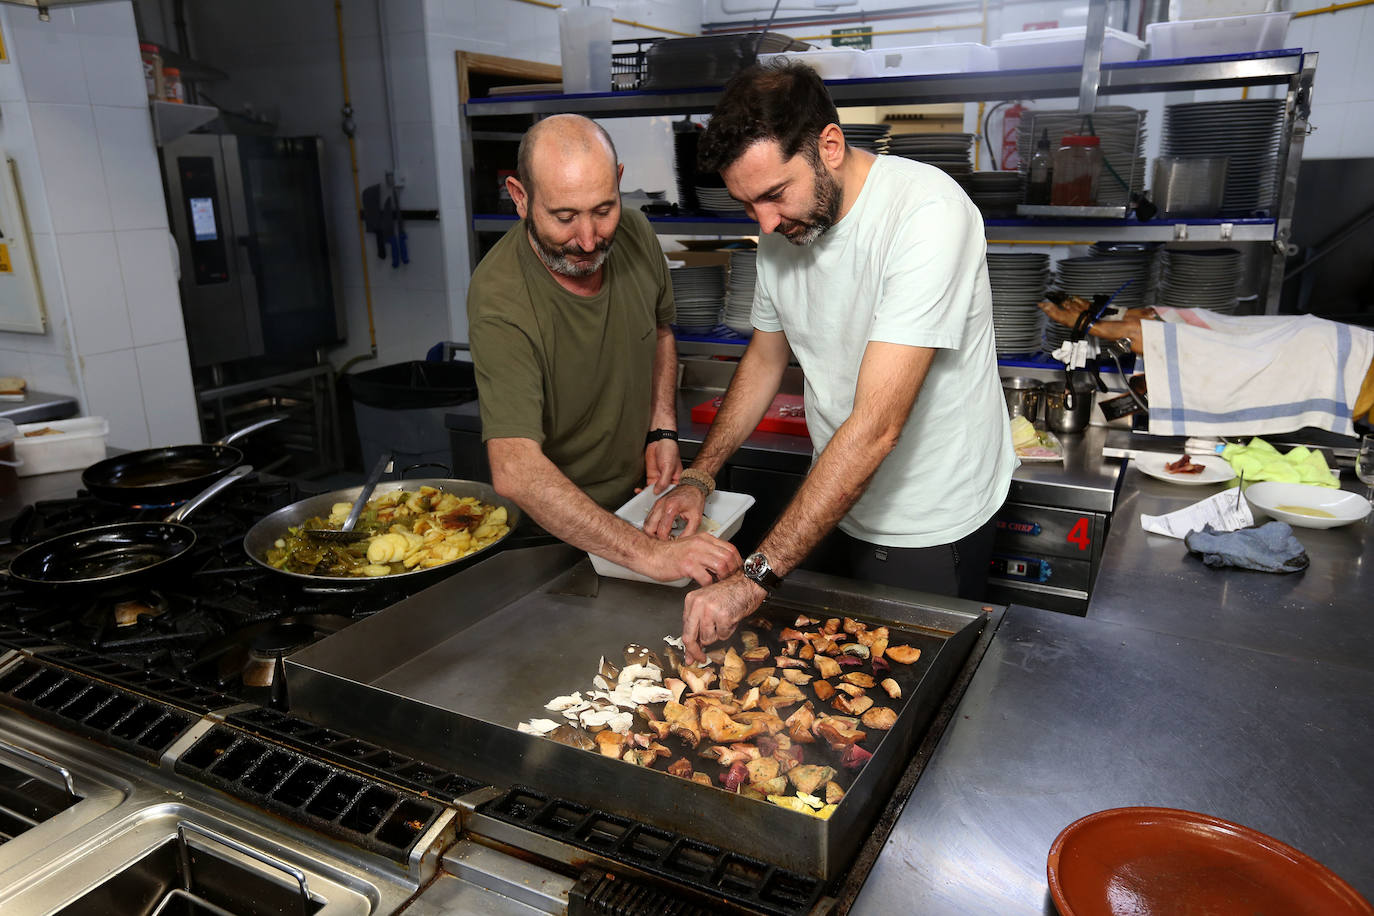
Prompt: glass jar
<box><xmin>1050</xmin><ymin>135</ymin><xmax>1103</xmax><ymax>206</ymax></box>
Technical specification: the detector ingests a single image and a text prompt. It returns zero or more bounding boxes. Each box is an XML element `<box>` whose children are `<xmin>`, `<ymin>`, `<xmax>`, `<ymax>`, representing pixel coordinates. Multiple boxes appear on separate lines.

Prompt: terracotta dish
<box><xmin>1048</xmin><ymin>807</ymin><xmax>1373</xmax><ymax>916</ymax></box>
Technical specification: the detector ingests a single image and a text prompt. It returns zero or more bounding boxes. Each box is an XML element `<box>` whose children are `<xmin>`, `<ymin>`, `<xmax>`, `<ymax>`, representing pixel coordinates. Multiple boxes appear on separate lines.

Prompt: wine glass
<box><xmin>1357</xmin><ymin>434</ymin><xmax>1374</xmax><ymax>524</ymax></box>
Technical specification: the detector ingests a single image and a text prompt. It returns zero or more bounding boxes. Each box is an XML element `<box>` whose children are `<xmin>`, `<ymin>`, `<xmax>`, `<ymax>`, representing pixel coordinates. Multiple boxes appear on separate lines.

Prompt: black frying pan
<box><xmin>7</xmin><ymin>466</ymin><xmax>253</xmax><ymax>592</ymax></box>
<box><xmin>82</xmin><ymin>418</ymin><xmax>281</xmax><ymax>505</ymax></box>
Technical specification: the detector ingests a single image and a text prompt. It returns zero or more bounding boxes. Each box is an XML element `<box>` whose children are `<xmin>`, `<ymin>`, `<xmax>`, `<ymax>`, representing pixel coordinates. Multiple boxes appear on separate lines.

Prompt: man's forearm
<box><xmin>489</xmin><ymin>439</ymin><xmax>651</xmax><ymax>567</ymax></box>
<box><xmin>690</xmin><ymin>330</ymin><xmax>790</xmax><ymax>476</ymax></box>
<box><xmin>650</xmin><ymin>325</ymin><xmax>678</xmax><ymax>430</ymax></box>
<box><xmin>756</xmin><ymin>342</ymin><xmax>935</xmax><ymax>576</ymax></box>
<box><xmin>754</xmin><ymin>415</ymin><xmax>892</xmax><ymax>575</ymax></box>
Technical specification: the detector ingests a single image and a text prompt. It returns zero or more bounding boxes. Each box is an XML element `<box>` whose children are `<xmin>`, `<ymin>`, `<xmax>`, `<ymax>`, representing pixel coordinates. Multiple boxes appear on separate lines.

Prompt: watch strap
<box><xmin>645</xmin><ymin>428</ymin><xmax>678</xmax><ymax>445</ymax></box>
<box><xmin>744</xmin><ymin>552</ymin><xmax>783</xmax><ymax>592</ymax></box>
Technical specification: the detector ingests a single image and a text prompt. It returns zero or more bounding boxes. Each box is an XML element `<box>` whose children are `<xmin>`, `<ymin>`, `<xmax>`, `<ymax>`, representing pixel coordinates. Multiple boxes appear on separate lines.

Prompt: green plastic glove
<box><xmin>1220</xmin><ymin>438</ymin><xmax>1339</xmax><ymax>488</ymax></box>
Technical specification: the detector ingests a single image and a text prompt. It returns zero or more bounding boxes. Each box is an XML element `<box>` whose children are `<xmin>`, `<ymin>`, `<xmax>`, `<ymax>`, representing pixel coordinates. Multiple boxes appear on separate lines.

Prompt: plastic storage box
<box><xmin>757</xmin><ymin>48</ymin><xmax>875</xmax><ymax>79</ymax></box>
<box><xmin>590</xmin><ymin>487</ymin><xmax>756</xmax><ymax>586</ymax></box>
<box><xmin>992</xmin><ymin>27</ymin><xmax>1146</xmax><ymax>69</ymax></box>
<box><xmin>1169</xmin><ymin>0</ymin><xmax>1279</xmax><ymax>21</ymax></box>
<box><xmin>1146</xmin><ymin>12</ymin><xmax>1292</xmax><ymax>59</ymax></box>
<box><xmin>13</xmin><ymin>417</ymin><xmax>109</xmax><ymax>477</ymax></box>
<box><xmin>868</xmin><ymin>43</ymin><xmax>997</xmax><ymax>76</ymax></box>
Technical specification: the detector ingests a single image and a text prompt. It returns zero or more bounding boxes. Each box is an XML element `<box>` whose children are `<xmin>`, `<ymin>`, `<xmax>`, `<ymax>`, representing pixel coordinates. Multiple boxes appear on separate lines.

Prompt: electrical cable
<box><xmin>983</xmin><ymin>100</ymin><xmax>1013</xmax><ymax>172</ymax></box>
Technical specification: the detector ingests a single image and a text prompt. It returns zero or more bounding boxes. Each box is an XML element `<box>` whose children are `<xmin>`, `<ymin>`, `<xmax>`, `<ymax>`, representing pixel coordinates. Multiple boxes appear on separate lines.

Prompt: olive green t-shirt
<box><xmin>467</xmin><ymin>208</ymin><xmax>675</xmax><ymax>509</ymax></box>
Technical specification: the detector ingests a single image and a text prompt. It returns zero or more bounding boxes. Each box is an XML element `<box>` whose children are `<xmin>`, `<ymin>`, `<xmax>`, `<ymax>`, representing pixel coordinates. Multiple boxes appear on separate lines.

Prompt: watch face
<box><xmin>744</xmin><ymin>552</ymin><xmax>770</xmax><ymax>579</ymax></box>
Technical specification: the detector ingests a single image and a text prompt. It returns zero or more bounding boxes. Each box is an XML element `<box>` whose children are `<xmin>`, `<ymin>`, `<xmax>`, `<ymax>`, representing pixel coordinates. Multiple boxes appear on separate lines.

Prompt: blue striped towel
<box><xmin>1139</xmin><ymin>310</ymin><xmax>1374</xmax><ymax>438</ymax></box>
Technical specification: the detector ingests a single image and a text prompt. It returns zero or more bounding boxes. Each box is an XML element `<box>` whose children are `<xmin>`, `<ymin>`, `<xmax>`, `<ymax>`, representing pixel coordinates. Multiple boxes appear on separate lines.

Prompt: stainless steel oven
<box><xmin>162</xmin><ymin>134</ymin><xmax>344</xmax><ymax>369</ymax></box>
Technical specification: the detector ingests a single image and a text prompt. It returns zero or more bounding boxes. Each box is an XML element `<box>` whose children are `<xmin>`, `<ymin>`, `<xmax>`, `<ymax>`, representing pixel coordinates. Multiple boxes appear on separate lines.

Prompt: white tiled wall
<box><xmin>0</xmin><ymin>1</ymin><xmax>198</xmax><ymax>450</ymax></box>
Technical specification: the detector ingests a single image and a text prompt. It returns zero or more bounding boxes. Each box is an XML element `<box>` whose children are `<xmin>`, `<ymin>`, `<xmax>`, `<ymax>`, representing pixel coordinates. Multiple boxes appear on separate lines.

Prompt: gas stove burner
<box><xmin>195</xmin><ymin>614</ymin><xmax>354</xmax><ymax>700</ymax></box>
<box><xmin>113</xmin><ymin>592</ymin><xmax>169</xmax><ymax>627</ymax></box>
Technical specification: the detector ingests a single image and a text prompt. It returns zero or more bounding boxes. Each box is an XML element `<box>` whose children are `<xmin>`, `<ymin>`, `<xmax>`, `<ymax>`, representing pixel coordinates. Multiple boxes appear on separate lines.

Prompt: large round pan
<box><xmin>243</xmin><ymin>478</ymin><xmax>524</xmax><ymax>587</ymax></box>
<box><xmin>8</xmin><ymin>466</ymin><xmax>253</xmax><ymax>592</ymax></box>
<box><xmin>82</xmin><ymin>417</ymin><xmax>282</xmax><ymax>505</ymax></box>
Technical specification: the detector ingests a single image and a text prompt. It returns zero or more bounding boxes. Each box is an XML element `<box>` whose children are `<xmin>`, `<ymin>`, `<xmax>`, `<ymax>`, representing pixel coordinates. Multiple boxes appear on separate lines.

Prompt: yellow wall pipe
<box><xmin>334</xmin><ymin>0</ymin><xmax>378</xmax><ymax>361</ymax></box>
<box><xmin>1295</xmin><ymin>0</ymin><xmax>1374</xmax><ymax>16</ymax></box>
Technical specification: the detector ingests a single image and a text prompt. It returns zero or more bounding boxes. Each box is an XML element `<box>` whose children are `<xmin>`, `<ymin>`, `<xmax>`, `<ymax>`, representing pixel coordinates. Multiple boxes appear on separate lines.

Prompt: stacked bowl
<box><xmin>987</xmin><ymin>252</ymin><xmax>1051</xmax><ymax>356</ymax></box>
<box><xmin>670</xmin><ymin>264</ymin><xmax>726</xmax><ymax>333</ymax></box>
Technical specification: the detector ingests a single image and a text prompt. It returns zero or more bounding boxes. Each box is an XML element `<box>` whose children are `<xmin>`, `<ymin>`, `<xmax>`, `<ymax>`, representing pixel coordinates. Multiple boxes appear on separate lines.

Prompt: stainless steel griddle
<box><xmin>285</xmin><ymin>544</ymin><xmax>988</xmax><ymax>881</ymax></box>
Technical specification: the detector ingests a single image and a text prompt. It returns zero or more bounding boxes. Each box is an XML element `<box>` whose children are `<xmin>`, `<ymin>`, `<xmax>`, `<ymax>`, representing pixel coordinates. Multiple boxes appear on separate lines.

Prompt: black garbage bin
<box><xmin>347</xmin><ymin>361</ymin><xmax>477</xmax><ymax>475</ymax></box>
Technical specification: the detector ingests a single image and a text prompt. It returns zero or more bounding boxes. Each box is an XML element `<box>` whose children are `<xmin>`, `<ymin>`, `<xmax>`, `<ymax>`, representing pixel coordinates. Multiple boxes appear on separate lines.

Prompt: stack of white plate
<box><xmin>1089</xmin><ymin>241</ymin><xmax>1161</xmax><ymax>304</ymax></box>
<box><xmin>723</xmin><ymin>251</ymin><xmax>756</xmax><ymax>336</ymax></box>
<box><xmin>1162</xmin><ymin>99</ymin><xmax>1283</xmax><ymax>215</ymax></box>
<box><xmin>968</xmin><ymin>171</ymin><xmax>1023</xmax><ymax>218</ymax></box>
<box><xmin>1156</xmin><ymin>248</ymin><xmax>1243</xmax><ymax>313</ymax></box>
<box><xmin>694</xmin><ymin>186</ymin><xmax>746</xmax><ymax>215</ymax></box>
<box><xmin>987</xmin><ymin>252</ymin><xmax>1050</xmax><ymax>355</ymax></box>
<box><xmin>841</xmin><ymin>123</ymin><xmax>891</xmax><ymax>154</ymax></box>
<box><xmin>887</xmin><ymin>133</ymin><xmax>974</xmax><ymax>180</ymax></box>
<box><xmin>1018</xmin><ymin>107</ymin><xmax>1146</xmax><ymax>207</ymax></box>
<box><xmin>671</xmin><ymin>264</ymin><xmax>726</xmax><ymax>333</ymax></box>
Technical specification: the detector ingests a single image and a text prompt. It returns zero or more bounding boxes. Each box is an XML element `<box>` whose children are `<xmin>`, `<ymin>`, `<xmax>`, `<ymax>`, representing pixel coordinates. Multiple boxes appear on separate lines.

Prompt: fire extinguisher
<box><xmin>1001</xmin><ymin>102</ymin><xmax>1026</xmax><ymax>171</ymax></box>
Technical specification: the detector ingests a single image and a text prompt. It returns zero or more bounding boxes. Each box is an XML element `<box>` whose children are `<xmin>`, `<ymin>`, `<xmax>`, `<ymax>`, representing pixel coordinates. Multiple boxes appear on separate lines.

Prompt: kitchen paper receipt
<box><xmin>1140</xmin><ymin>489</ymin><xmax>1255</xmax><ymax>540</ymax></box>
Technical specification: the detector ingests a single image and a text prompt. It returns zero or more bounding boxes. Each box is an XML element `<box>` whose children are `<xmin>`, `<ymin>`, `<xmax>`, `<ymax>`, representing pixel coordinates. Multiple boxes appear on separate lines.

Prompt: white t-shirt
<box><xmin>753</xmin><ymin>156</ymin><xmax>1016</xmax><ymax>547</ymax></box>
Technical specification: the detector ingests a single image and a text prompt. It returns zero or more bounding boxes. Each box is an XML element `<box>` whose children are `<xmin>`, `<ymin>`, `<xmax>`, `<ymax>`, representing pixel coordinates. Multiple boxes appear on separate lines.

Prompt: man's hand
<box><xmin>644</xmin><ymin>439</ymin><xmax>682</xmax><ymax>495</ymax></box>
<box><xmin>643</xmin><ymin>532</ymin><xmax>741</xmax><ymax>587</ymax></box>
<box><xmin>644</xmin><ymin>483</ymin><xmax>708</xmax><ymax>539</ymax></box>
<box><xmin>682</xmin><ymin>571</ymin><xmax>767</xmax><ymax>663</ymax></box>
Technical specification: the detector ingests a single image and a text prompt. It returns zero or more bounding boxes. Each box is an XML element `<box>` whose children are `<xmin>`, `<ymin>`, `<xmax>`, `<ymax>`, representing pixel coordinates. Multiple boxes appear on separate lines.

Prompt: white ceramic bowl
<box><xmin>1243</xmin><ymin>481</ymin><xmax>1371</xmax><ymax>529</ymax></box>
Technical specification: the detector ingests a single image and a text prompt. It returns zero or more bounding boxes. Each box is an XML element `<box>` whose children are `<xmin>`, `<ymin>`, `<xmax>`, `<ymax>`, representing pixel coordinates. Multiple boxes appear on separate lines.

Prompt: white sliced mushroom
<box><xmin>618</xmin><ymin>663</ymin><xmax>662</xmax><ymax>685</ymax></box>
<box><xmin>545</xmin><ymin>692</ymin><xmax>585</xmax><ymax>712</ymax></box>
<box><xmin>630</xmin><ymin>682</ymin><xmax>674</xmax><ymax>705</ymax></box>
<box><xmin>607</xmin><ymin>712</ymin><xmax>634</xmax><ymax>735</ymax></box>
<box><xmin>525</xmin><ymin>718</ymin><xmax>561</xmax><ymax>735</ymax></box>
<box><xmin>663</xmin><ymin>635</ymin><xmax>685</xmax><ymax>650</ymax></box>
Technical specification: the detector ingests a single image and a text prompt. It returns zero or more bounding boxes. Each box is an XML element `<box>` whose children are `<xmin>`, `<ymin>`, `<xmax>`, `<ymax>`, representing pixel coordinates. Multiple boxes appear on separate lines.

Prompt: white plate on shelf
<box><xmin>1243</xmin><ymin>481</ymin><xmax>1371</xmax><ymax>529</ymax></box>
<box><xmin>1135</xmin><ymin>452</ymin><xmax>1236</xmax><ymax>485</ymax></box>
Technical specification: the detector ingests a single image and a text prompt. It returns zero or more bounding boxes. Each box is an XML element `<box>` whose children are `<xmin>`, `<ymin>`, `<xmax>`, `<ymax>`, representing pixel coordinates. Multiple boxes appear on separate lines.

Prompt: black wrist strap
<box><xmin>645</xmin><ymin>428</ymin><xmax>678</xmax><ymax>445</ymax></box>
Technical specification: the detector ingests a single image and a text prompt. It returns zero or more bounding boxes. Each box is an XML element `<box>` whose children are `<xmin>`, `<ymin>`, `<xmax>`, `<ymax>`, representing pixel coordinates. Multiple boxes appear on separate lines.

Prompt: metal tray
<box><xmin>284</xmin><ymin>544</ymin><xmax>987</xmax><ymax>880</ymax></box>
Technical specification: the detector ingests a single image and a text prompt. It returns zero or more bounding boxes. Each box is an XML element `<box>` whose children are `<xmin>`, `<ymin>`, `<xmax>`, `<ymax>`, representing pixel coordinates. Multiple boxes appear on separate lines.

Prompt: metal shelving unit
<box><xmin>462</xmin><ymin>46</ymin><xmax>1317</xmax><ymax>321</ymax></box>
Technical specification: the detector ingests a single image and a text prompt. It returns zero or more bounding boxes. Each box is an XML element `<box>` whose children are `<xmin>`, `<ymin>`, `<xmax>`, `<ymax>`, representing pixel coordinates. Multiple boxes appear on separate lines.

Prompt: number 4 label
<box><xmin>1067</xmin><ymin>517</ymin><xmax>1091</xmax><ymax>551</ymax></box>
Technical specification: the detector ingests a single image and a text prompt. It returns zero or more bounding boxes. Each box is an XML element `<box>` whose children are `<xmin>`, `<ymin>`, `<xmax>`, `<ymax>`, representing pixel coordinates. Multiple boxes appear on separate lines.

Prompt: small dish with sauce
<box><xmin>1243</xmin><ymin>481</ymin><xmax>1371</xmax><ymax>529</ymax></box>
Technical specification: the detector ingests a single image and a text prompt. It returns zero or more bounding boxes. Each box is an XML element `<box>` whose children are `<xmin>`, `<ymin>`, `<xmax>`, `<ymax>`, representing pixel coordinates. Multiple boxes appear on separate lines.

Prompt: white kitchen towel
<box><xmin>1140</xmin><ymin>309</ymin><xmax>1374</xmax><ymax>438</ymax></box>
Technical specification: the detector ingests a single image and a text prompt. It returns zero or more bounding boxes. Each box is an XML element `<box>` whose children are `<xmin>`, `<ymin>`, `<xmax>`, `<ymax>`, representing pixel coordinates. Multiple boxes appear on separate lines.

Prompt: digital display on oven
<box><xmin>190</xmin><ymin>197</ymin><xmax>218</xmax><ymax>241</ymax></box>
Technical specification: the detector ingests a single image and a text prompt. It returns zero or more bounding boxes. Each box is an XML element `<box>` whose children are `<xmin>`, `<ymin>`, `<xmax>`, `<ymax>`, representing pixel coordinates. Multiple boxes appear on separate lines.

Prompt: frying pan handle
<box><xmin>215</xmin><ymin>416</ymin><xmax>286</xmax><ymax>446</ymax></box>
<box><xmin>164</xmin><ymin>465</ymin><xmax>254</xmax><ymax>524</ymax></box>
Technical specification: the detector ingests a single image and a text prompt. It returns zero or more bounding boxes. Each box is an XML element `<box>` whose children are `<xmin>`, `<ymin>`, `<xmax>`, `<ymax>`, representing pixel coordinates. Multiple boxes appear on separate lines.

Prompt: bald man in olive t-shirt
<box><xmin>466</xmin><ymin>114</ymin><xmax>739</xmax><ymax>588</ymax></box>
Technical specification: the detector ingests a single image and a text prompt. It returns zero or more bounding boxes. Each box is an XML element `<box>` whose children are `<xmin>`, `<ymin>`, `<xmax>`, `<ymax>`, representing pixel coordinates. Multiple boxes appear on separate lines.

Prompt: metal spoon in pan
<box><xmin>305</xmin><ymin>452</ymin><xmax>393</xmax><ymax>544</ymax></box>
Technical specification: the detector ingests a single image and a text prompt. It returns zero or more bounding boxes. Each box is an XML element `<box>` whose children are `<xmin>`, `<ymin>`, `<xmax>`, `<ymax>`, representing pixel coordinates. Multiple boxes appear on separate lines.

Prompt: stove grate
<box><xmin>0</xmin><ymin>657</ymin><xmax>195</xmax><ymax>761</ymax></box>
<box><xmin>175</xmin><ymin>724</ymin><xmax>450</xmax><ymax>864</ymax></box>
<box><xmin>479</xmin><ymin>786</ymin><xmax>823</xmax><ymax>916</ymax></box>
<box><xmin>225</xmin><ymin>708</ymin><xmax>484</xmax><ymax>803</ymax></box>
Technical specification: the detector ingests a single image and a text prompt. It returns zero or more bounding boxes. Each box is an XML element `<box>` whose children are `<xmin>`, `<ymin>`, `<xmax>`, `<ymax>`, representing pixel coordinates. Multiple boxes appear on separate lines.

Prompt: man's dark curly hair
<box><xmin>698</xmin><ymin>61</ymin><xmax>842</xmax><ymax>173</ymax></box>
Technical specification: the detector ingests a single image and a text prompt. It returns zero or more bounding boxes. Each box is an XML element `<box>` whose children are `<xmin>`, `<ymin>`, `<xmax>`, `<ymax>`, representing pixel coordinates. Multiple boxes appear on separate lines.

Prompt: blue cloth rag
<box><xmin>1183</xmin><ymin>521</ymin><xmax>1309</xmax><ymax>574</ymax></box>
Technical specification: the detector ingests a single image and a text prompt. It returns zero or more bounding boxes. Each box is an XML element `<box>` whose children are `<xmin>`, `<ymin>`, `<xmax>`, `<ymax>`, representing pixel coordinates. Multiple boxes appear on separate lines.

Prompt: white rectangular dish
<box><xmin>868</xmin><ymin>43</ymin><xmax>997</xmax><ymax>76</ymax></box>
<box><xmin>590</xmin><ymin>487</ymin><xmax>756</xmax><ymax>586</ymax></box>
<box><xmin>992</xmin><ymin>26</ymin><xmax>1145</xmax><ymax>70</ymax></box>
<box><xmin>757</xmin><ymin>48</ymin><xmax>875</xmax><ymax>80</ymax></box>
<box><xmin>1146</xmin><ymin>12</ymin><xmax>1292</xmax><ymax>59</ymax></box>
<box><xmin>13</xmin><ymin>417</ymin><xmax>109</xmax><ymax>476</ymax></box>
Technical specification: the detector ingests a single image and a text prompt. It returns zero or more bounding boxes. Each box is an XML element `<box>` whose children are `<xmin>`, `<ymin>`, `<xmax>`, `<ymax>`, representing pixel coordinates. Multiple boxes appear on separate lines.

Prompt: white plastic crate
<box><xmin>992</xmin><ymin>27</ymin><xmax>1146</xmax><ymax>70</ymax></box>
<box><xmin>1169</xmin><ymin>0</ymin><xmax>1279</xmax><ymax>21</ymax></box>
<box><xmin>13</xmin><ymin>417</ymin><xmax>109</xmax><ymax>477</ymax></box>
<box><xmin>590</xmin><ymin>487</ymin><xmax>756</xmax><ymax>586</ymax></box>
<box><xmin>868</xmin><ymin>43</ymin><xmax>997</xmax><ymax>76</ymax></box>
<box><xmin>1146</xmin><ymin>11</ymin><xmax>1292</xmax><ymax>59</ymax></box>
<box><xmin>757</xmin><ymin>48</ymin><xmax>875</xmax><ymax>79</ymax></box>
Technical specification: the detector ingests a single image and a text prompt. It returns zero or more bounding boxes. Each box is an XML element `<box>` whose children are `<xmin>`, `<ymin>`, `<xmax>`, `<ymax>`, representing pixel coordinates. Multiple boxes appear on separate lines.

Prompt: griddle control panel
<box><xmin>990</xmin><ymin>554</ymin><xmax>1052</xmax><ymax>583</ymax></box>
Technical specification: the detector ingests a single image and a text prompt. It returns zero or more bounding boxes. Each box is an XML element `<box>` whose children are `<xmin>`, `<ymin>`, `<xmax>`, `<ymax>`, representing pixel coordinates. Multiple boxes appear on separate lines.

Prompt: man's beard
<box><xmin>779</xmin><ymin>159</ymin><xmax>842</xmax><ymax>246</ymax></box>
<box><xmin>527</xmin><ymin>219</ymin><xmax>615</xmax><ymax>278</ymax></box>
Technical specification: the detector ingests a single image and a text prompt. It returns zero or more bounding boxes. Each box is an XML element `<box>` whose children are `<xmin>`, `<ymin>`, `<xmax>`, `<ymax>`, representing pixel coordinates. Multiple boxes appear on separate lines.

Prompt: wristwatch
<box><xmin>743</xmin><ymin>551</ymin><xmax>783</xmax><ymax>593</ymax></box>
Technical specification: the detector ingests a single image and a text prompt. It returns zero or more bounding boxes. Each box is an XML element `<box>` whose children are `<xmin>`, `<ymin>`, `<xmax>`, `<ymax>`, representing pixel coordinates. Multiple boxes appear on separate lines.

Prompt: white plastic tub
<box><xmin>1169</xmin><ymin>0</ymin><xmax>1279</xmax><ymax>22</ymax></box>
<box><xmin>757</xmin><ymin>48</ymin><xmax>875</xmax><ymax>80</ymax></box>
<box><xmin>13</xmin><ymin>417</ymin><xmax>109</xmax><ymax>477</ymax></box>
<box><xmin>590</xmin><ymin>487</ymin><xmax>756</xmax><ymax>586</ymax></box>
<box><xmin>992</xmin><ymin>26</ymin><xmax>1146</xmax><ymax>70</ymax></box>
<box><xmin>868</xmin><ymin>43</ymin><xmax>997</xmax><ymax>76</ymax></box>
<box><xmin>1146</xmin><ymin>11</ymin><xmax>1292</xmax><ymax>59</ymax></box>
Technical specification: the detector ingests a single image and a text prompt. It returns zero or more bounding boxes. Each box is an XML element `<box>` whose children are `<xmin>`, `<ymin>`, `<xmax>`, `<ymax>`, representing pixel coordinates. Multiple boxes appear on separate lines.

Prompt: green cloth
<box><xmin>1221</xmin><ymin>437</ymin><xmax>1339</xmax><ymax>488</ymax></box>
<box><xmin>467</xmin><ymin>208</ymin><xmax>675</xmax><ymax>509</ymax></box>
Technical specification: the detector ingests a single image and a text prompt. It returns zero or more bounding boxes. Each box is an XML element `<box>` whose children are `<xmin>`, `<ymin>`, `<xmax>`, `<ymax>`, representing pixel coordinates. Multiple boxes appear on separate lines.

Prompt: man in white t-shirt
<box><xmin>646</xmin><ymin>61</ymin><xmax>1016</xmax><ymax>662</ymax></box>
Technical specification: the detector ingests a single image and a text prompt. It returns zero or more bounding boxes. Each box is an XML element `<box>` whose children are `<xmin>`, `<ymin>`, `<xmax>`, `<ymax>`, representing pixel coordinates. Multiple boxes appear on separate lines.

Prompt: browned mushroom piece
<box><xmin>886</xmin><ymin>645</ymin><xmax>922</xmax><ymax>664</ymax></box>
<box><xmin>880</xmin><ymin>678</ymin><xmax>901</xmax><ymax>699</ymax></box>
<box><xmin>861</xmin><ymin>706</ymin><xmax>898</xmax><ymax>730</ymax></box>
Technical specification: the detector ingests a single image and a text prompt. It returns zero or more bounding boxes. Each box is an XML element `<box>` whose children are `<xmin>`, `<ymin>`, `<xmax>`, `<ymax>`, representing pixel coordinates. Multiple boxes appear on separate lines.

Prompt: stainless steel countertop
<box><xmin>1088</xmin><ymin>465</ymin><xmax>1374</xmax><ymax>671</ymax></box>
<box><xmin>852</xmin><ymin>603</ymin><xmax>1374</xmax><ymax>913</ymax></box>
<box><xmin>0</xmin><ymin>389</ymin><xmax>79</xmax><ymax>425</ymax></box>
